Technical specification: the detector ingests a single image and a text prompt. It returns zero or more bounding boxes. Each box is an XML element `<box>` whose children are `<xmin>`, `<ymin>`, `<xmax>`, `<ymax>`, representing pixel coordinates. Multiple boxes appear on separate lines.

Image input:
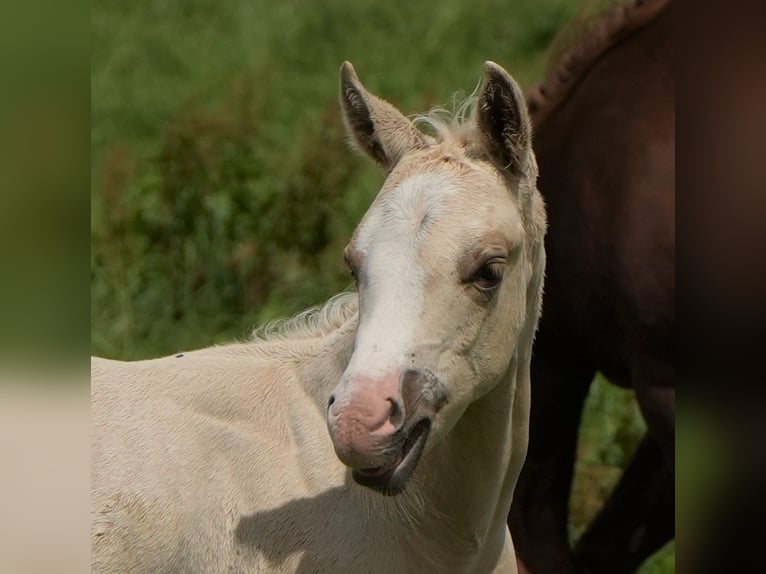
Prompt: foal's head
<box><xmin>327</xmin><ymin>62</ymin><xmax>546</xmax><ymax>495</ymax></box>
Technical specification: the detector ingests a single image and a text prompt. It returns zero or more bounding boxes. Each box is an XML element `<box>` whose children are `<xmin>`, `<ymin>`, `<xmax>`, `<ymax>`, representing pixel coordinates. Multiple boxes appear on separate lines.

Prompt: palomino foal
<box><xmin>91</xmin><ymin>61</ymin><xmax>546</xmax><ymax>574</ymax></box>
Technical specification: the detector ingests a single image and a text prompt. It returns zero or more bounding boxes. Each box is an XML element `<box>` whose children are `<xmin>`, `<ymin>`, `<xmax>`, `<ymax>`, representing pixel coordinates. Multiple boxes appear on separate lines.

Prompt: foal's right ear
<box><xmin>476</xmin><ymin>61</ymin><xmax>532</xmax><ymax>177</ymax></box>
<box><xmin>339</xmin><ymin>62</ymin><xmax>427</xmax><ymax>171</ymax></box>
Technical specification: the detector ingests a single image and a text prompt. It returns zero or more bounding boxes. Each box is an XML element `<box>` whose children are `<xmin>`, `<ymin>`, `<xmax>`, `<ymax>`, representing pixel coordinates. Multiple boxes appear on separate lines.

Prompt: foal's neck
<box><xmin>415</xmin><ymin>365</ymin><xmax>524</xmax><ymax>570</ymax></box>
<box><xmin>294</xmin><ymin>321</ymin><xmax>524</xmax><ymax>571</ymax></box>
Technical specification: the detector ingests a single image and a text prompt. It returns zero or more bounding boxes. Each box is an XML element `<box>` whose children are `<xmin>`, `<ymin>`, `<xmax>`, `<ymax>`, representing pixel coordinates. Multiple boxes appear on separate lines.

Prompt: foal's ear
<box><xmin>476</xmin><ymin>61</ymin><xmax>532</xmax><ymax>176</ymax></box>
<box><xmin>340</xmin><ymin>61</ymin><xmax>427</xmax><ymax>171</ymax></box>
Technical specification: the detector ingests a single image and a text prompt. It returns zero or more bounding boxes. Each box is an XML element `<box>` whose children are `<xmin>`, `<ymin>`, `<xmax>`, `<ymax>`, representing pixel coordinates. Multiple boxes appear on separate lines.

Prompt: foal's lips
<box><xmin>351</xmin><ymin>418</ymin><xmax>431</xmax><ymax>496</ymax></box>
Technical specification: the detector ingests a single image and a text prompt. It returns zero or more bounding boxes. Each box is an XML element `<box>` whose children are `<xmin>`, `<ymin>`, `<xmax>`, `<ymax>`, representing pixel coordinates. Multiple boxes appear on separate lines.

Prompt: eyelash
<box><xmin>470</xmin><ymin>259</ymin><xmax>505</xmax><ymax>291</ymax></box>
<box><xmin>344</xmin><ymin>255</ymin><xmax>358</xmax><ymax>282</ymax></box>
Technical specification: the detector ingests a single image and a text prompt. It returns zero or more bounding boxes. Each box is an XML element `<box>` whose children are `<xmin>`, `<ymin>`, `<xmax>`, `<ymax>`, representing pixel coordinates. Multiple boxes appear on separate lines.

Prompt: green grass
<box><xmin>575</xmin><ymin>375</ymin><xmax>676</xmax><ymax>572</ymax></box>
<box><xmin>91</xmin><ymin>0</ymin><xmax>580</xmax><ymax>359</ymax></box>
<box><xmin>91</xmin><ymin>1</ymin><xmax>673</xmax><ymax>571</ymax></box>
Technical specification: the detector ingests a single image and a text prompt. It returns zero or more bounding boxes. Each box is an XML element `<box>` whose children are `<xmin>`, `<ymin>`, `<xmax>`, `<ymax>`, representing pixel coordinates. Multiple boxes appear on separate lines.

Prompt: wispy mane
<box><xmin>411</xmin><ymin>90</ymin><xmax>480</xmax><ymax>145</ymax></box>
<box><xmin>250</xmin><ymin>292</ymin><xmax>358</xmax><ymax>343</ymax></box>
<box><xmin>527</xmin><ymin>0</ymin><xmax>670</xmax><ymax>127</ymax></box>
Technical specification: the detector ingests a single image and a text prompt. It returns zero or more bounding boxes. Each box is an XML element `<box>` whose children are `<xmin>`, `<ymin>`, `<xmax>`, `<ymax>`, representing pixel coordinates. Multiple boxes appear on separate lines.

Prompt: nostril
<box><xmin>327</xmin><ymin>394</ymin><xmax>336</xmax><ymax>413</ymax></box>
<box><xmin>388</xmin><ymin>398</ymin><xmax>404</xmax><ymax>429</ymax></box>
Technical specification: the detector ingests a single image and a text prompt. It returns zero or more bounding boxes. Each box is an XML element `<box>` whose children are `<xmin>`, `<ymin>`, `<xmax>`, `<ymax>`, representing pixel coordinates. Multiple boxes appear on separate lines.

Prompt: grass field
<box><xmin>91</xmin><ymin>0</ymin><xmax>673</xmax><ymax>570</ymax></box>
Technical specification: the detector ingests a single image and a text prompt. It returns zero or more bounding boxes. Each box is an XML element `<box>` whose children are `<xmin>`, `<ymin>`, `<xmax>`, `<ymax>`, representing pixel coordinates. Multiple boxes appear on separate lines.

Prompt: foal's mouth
<box><xmin>351</xmin><ymin>418</ymin><xmax>431</xmax><ymax>496</ymax></box>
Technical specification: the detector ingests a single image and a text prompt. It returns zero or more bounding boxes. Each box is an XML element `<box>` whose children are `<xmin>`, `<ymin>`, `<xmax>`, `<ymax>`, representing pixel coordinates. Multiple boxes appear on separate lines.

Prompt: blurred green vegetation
<box><xmin>1</xmin><ymin>0</ymin><xmax>89</xmax><ymax>369</ymax></box>
<box><xmin>91</xmin><ymin>0</ymin><xmax>580</xmax><ymax>359</ymax></box>
<box><xmin>91</xmin><ymin>0</ymin><xmax>672</xmax><ymax>571</ymax></box>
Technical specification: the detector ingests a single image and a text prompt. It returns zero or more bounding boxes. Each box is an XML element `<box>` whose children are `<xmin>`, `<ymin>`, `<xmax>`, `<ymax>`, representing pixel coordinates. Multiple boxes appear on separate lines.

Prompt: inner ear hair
<box><xmin>340</xmin><ymin>67</ymin><xmax>389</xmax><ymax>166</ymax></box>
<box><xmin>477</xmin><ymin>61</ymin><xmax>532</xmax><ymax>177</ymax></box>
<box><xmin>339</xmin><ymin>61</ymin><xmax>427</xmax><ymax>171</ymax></box>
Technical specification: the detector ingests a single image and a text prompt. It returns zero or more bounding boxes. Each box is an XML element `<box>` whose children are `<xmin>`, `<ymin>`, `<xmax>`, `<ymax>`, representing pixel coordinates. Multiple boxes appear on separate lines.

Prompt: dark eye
<box><xmin>344</xmin><ymin>254</ymin><xmax>358</xmax><ymax>283</ymax></box>
<box><xmin>471</xmin><ymin>259</ymin><xmax>505</xmax><ymax>292</ymax></box>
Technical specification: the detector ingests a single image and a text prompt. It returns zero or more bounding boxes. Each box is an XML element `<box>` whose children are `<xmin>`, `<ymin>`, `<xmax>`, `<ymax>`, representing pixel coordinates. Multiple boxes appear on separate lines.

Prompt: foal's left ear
<box><xmin>340</xmin><ymin>61</ymin><xmax>427</xmax><ymax>171</ymax></box>
<box><xmin>476</xmin><ymin>61</ymin><xmax>532</xmax><ymax>176</ymax></box>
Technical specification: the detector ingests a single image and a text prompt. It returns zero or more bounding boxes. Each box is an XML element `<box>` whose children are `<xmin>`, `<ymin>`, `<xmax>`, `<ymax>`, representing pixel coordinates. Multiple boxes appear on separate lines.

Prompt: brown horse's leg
<box><xmin>574</xmin><ymin>434</ymin><xmax>674</xmax><ymax>574</ymax></box>
<box><xmin>634</xmin><ymin>380</ymin><xmax>675</xmax><ymax>468</ymax></box>
<box><xmin>509</xmin><ymin>339</ymin><xmax>595</xmax><ymax>574</ymax></box>
<box><xmin>575</xmin><ymin>349</ymin><xmax>675</xmax><ymax>574</ymax></box>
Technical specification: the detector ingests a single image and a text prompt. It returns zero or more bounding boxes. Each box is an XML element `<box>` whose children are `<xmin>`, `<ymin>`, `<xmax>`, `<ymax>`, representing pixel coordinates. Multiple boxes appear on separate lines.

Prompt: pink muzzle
<box><xmin>326</xmin><ymin>373</ymin><xmax>403</xmax><ymax>469</ymax></box>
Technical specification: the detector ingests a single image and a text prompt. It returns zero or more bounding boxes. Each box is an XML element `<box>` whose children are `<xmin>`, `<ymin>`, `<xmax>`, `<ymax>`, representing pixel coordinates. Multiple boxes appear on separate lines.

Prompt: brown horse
<box><xmin>508</xmin><ymin>1</ymin><xmax>674</xmax><ymax>573</ymax></box>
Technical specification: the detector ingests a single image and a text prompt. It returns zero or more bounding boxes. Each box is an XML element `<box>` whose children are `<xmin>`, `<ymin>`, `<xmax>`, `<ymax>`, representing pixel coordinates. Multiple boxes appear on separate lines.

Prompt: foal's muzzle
<box><xmin>326</xmin><ymin>368</ymin><xmax>447</xmax><ymax>494</ymax></box>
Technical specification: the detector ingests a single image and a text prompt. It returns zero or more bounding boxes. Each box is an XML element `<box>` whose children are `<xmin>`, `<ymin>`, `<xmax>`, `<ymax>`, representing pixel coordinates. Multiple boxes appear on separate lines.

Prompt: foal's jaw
<box><xmin>351</xmin><ymin>417</ymin><xmax>431</xmax><ymax>496</ymax></box>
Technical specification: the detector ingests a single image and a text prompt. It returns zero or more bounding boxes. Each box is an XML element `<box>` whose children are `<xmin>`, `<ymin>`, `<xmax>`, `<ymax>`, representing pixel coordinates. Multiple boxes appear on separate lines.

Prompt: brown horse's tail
<box><xmin>527</xmin><ymin>0</ymin><xmax>671</xmax><ymax>128</ymax></box>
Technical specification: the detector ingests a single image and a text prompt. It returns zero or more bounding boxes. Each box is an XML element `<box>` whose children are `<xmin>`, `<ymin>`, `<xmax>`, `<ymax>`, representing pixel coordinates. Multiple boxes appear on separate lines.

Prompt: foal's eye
<box><xmin>471</xmin><ymin>259</ymin><xmax>505</xmax><ymax>292</ymax></box>
<box><xmin>344</xmin><ymin>254</ymin><xmax>358</xmax><ymax>282</ymax></box>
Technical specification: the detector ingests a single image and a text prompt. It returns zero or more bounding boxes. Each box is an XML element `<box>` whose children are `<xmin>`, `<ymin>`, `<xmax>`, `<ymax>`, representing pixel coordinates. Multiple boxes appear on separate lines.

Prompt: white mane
<box><xmin>411</xmin><ymin>90</ymin><xmax>480</xmax><ymax>146</ymax></box>
<box><xmin>250</xmin><ymin>291</ymin><xmax>358</xmax><ymax>343</ymax></box>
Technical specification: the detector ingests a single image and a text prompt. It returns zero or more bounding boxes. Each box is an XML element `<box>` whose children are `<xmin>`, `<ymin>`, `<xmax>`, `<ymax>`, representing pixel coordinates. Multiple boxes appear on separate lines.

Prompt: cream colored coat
<box><xmin>91</xmin><ymin>61</ymin><xmax>546</xmax><ymax>574</ymax></box>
